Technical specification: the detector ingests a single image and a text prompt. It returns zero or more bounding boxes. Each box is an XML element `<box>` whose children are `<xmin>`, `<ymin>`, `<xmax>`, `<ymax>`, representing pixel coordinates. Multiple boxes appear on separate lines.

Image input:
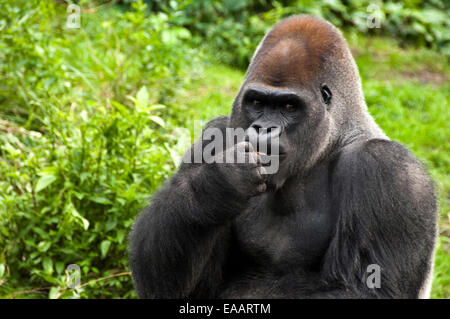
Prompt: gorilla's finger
<box><xmin>251</xmin><ymin>152</ymin><xmax>261</xmax><ymax>166</ymax></box>
<box><xmin>248</xmin><ymin>152</ymin><xmax>259</xmax><ymax>165</ymax></box>
<box><xmin>257</xmin><ymin>166</ymin><xmax>268</xmax><ymax>181</ymax></box>
<box><xmin>257</xmin><ymin>183</ymin><xmax>267</xmax><ymax>193</ymax></box>
<box><xmin>236</xmin><ymin>141</ymin><xmax>253</xmax><ymax>153</ymax></box>
<box><xmin>244</xmin><ymin>141</ymin><xmax>254</xmax><ymax>153</ymax></box>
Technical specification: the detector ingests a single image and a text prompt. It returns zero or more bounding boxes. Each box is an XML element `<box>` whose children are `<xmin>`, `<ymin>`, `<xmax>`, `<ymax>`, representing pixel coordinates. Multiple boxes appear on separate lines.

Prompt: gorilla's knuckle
<box><xmin>257</xmin><ymin>166</ymin><xmax>267</xmax><ymax>179</ymax></box>
<box><xmin>248</xmin><ymin>152</ymin><xmax>259</xmax><ymax>165</ymax></box>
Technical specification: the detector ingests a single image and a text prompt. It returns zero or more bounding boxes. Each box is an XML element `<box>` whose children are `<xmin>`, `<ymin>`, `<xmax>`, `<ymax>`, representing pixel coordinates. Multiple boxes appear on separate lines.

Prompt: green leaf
<box><xmin>55</xmin><ymin>262</ymin><xmax>64</xmax><ymax>275</ymax></box>
<box><xmin>37</xmin><ymin>241</ymin><xmax>51</xmax><ymax>252</ymax></box>
<box><xmin>161</xmin><ymin>30</ymin><xmax>177</xmax><ymax>45</ymax></box>
<box><xmin>100</xmin><ymin>240</ymin><xmax>111</xmax><ymax>259</ymax></box>
<box><xmin>136</xmin><ymin>86</ymin><xmax>149</xmax><ymax>110</ymax></box>
<box><xmin>117</xmin><ymin>229</ymin><xmax>126</xmax><ymax>244</ymax></box>
<box><xmin>126</xmin><ymin>95</ymin><xmax>137</xmax><ymax>104</ymax></box>
<box><xmin>35</xmin><ymin>174</ymin><xmax>57</xmax><ymax>193</ymax></box>
<box><xmin>111</xmin><ymin>100</ymin><xmax>130</xmax><ymax>117</ymax></box>
<box><xmin>66</xmin><ymin>201</ymin><xmax>89</xmax><ymax>230</ymax></box>
<box><xmin>48</xmin><ymin>287</ymin><xmax>61</xmax><ymax>299</ymax></box>
<box><xmin>0</xmin><ymin>264</ymin><xmax>5</xmax><ymax>278</ymax></box>
<box><xmin>42</xmin><ymin>257</ymin><xmax>53</xmax><ymax>275</ymax></box>
<box><xmin>148</xmin><ymin>104</ymin><xmax>166</xmax><ymax>111</ymax></box>
<box><xmin>149</xmin><ymin>115</ymin><xmax>165</xmax><ymax>127</ymax></box>
<box><xmin>88</xmin><ymin>196</ymin><xmax>111</xmax><ymax>205</ymax></box>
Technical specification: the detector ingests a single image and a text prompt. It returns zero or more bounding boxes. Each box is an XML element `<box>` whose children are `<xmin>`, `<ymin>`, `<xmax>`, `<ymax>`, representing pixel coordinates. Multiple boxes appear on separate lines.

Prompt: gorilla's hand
<box><xmin>213</xmin><ymin>141</ymin><xmax>267</xmax><ymax>197</ymax></box>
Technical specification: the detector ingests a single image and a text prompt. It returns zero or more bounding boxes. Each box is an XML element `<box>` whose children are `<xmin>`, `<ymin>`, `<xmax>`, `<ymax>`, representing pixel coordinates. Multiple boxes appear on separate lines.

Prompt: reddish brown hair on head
<box><xmin>247</xmin><ymin>15</ymin><xmax>347</xmax><ymax>88</ymax></box>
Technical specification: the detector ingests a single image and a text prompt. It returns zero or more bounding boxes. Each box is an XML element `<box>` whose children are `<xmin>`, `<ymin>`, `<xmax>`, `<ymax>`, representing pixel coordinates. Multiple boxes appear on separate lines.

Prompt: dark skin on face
<box><xmin>242</xmin><ymin>85</ymin><xmax>308</xmax><ymax>187</ymax></box>
<box><xmin>242</xmin><ymin>84</ymin><xmax>332</xmax><ymax>151</ymax></box>
<box><xmin>240</xmin><ymin>81</ymin><xmax>333</xmax><ymax>189</ymax></box>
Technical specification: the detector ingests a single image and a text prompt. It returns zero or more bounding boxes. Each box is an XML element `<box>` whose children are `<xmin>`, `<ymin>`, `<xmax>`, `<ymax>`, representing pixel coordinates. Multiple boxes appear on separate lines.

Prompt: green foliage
<box><xmin>0</xmin><ymin>86</ymin><xmax>180</xmax><ymax>298</ymax></box>
<box><xmin>0</xmin><ymin>0</ymin><xmax>199</xmax><ymax>298</ymax></box>
<box><xmin>145</xmin><ymin>0</ymin><xmax>449</xmax><ymax>68</ymax></box>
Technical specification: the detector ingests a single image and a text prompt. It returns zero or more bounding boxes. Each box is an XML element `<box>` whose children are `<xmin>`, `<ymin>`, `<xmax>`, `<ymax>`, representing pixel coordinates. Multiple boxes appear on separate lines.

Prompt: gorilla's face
<box><xmin>239</xmin><ymin>80</ymin><xmax>333</xmax><ymax>189</ymax></box>
<box><xmin>229</xmin><ymin>17</ymin><xmax>351</xmax><ymax>189</ymax></box>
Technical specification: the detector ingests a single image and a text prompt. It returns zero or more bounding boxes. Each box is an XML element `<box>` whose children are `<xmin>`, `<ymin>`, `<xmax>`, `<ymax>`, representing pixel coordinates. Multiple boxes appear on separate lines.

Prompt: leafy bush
<box><xmin>0</xmin><ymin>0</ymin><xmax>198</xmax><ymax>298</ymax></box>
<box><xmin>146</xmin><ymin>0</ymin><xmax>449</xmax><ymax>68</ymax></box>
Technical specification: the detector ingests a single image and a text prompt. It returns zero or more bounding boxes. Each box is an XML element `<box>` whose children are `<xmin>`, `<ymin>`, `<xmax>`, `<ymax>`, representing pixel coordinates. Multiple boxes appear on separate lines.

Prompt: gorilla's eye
<box><xmin>321</xmin><ymin>85</ymin><xmax>332</xmax><ymax>105</ymax></box>
<box><xmin>252</xmin><ymin>100</ymin><xmax>260</xmax><ymax>106</ymax></box>
<box><xmin>284</xmin><ymin>103</ymin><xmax>294</xmax><ymax>110</ymax></box>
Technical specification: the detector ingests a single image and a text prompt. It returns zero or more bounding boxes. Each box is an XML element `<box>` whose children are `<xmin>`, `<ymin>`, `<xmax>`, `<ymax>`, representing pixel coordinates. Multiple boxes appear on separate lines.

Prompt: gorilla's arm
<box><xmin>129</xmin><ymin>116</ymin><xmax>247</xmax><ymax>298</ymax></box>
<box><xmin>317</xmin><ymin>139</ymin><xmax>437</xmax><ymax>298</ymax></box>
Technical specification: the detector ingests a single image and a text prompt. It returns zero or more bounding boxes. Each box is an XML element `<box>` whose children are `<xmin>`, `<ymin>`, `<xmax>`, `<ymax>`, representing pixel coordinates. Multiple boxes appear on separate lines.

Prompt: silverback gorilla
<box><xmin>129</xmin><ymin>16</ymin><xmax>437</xmax><ymax>298</ymax></box>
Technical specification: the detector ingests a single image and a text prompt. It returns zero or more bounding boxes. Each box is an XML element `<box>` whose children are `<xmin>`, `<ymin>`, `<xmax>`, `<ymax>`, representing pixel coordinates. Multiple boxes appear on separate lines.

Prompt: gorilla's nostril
<box><xmin>266</xmin><ymin>126</ymin><xmax>281</xmax><ymax>136</ymax></box>
<box><xmin>246</xmin><ymin>125</ymin><xmax>281</xmax><ymax>155</ymax></box>
<box><xmin>245</xmin><ymin>127</ymin><xmax>259</xmax><ymax>150</ymax></box>
<box><xmin>251</xmin><ymin>124</ymin><xmax>262</xmax><ymax>132</ymax></box>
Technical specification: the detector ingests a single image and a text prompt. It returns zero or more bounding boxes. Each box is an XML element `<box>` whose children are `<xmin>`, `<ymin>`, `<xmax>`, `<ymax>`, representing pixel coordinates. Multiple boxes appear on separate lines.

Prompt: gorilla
<box><xmin>129</xmin><ymin>16</ymin><xmax>437</xmax><ymax>299</ymax></box>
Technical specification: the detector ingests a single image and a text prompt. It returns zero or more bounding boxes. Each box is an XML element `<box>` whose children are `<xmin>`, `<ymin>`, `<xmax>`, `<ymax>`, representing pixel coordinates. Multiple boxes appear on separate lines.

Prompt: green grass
<box><xmin>172</xmin><ymin>35</ymin><xmax>450</xmax><ymax>299</ymax></box>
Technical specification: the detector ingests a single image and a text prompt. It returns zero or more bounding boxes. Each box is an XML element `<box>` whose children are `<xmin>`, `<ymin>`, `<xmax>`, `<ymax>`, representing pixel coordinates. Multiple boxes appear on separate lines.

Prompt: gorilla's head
<box><xmin>230</xmin><ymin>15</ymin><xmax>372</xmax><ymax>189</ymax></box>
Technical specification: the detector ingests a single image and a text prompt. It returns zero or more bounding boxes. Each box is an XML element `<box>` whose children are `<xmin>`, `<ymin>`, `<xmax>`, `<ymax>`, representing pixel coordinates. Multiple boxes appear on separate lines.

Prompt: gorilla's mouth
<box><xmin>258</xmin><ymin>152</ymin><xmax>286</xmax><ymax>166</ymax></box>
<box><xmin>258</xmin><ymin>152</ymin><xmax>287</xmax><ymax>181</ymax></box>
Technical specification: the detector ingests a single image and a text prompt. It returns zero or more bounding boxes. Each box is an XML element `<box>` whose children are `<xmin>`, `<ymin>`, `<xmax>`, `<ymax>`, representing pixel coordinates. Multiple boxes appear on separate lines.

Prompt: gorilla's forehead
<box><xmin>249</xmin><ymin>38</ymin><xmax>318</xmax><ymax>87</ymax></box>
<box><xmin>247</xmin><ymin>16</ymin><xmax>344</xmax><ymax>88</ymax></box>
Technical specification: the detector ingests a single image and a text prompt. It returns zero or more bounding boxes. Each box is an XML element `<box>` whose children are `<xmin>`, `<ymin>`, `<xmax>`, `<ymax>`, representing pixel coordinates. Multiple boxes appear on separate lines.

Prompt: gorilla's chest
<box><xmin>233</xmin><ymin>174</ymin><xmax>335</xmax><ymax>271</ymax></box>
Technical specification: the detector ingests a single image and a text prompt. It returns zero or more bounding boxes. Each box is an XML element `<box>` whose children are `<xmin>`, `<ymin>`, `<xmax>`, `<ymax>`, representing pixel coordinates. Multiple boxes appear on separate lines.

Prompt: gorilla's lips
<box><xmin>257</xmin><ymin>151</ymin><xmax>286</xmax><ymax>166</ymax></box>
<box><xmin>260</xmin><ymin>152</ymin><xmax>287</xmax><ymax>190</ymax></box>
<box><xmin>257</xmin><ymin>151</ymin><xmax>271</xmax><ymax>166</ymax></box>
<box><xmin>257</xmin><ymin>152</ymin><xmax>286</xmax><ymax>179</ymax></box>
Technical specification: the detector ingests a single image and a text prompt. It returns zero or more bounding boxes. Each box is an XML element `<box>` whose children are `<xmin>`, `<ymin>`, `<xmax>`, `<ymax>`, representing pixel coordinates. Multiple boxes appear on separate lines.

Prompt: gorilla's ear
<box><xmin>321</xmin><ymin>84</ymin><xmax>332</xmax><ymax>106</ymax></box>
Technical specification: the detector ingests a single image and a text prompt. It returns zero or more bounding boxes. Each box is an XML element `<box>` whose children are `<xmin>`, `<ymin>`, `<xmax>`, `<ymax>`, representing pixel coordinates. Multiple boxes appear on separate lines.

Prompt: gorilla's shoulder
<box><xmin>204</xmin><ymin>116</ymin><xmax>229</xmax><ymax>130</ymax></box>
<box><xmin>338</xmin><ymin>138</ymin><xmax>423</xmax><ymax>171</ymax></box>
<box><xmin>333</xmin><ymin>138</ymin><xmax>436</xmax><ymax>211</ymax></box>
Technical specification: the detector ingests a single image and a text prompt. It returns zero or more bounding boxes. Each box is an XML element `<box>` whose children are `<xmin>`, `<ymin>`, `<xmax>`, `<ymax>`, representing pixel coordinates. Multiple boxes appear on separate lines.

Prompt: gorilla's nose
<box><xmin>251</xmin><ymin>124</ymin><xmax>281</xmax><ymax>136</ymax></box>
<box><xmin>246</xmin><ymin>124</ymin><xmax>281</xmax><ymax>156</ymax></box>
